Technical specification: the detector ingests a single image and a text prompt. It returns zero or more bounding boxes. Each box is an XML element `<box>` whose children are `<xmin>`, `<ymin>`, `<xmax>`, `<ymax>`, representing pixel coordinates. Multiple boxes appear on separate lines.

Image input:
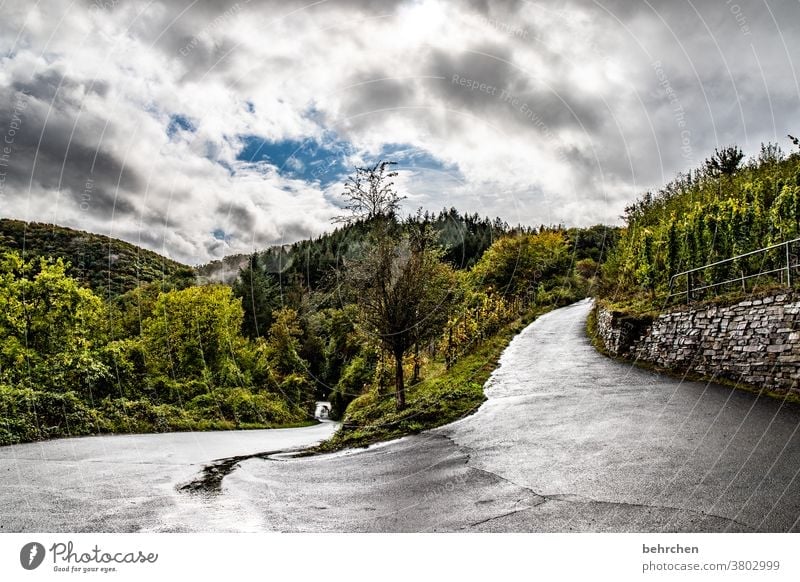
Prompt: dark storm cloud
<box><xmin>166</xmin><ymin>32</ymin><xmax>241</xmax><ymax>82</ymax></box>
<box><xmin>218</xmin><ymin>202</ymin><xmax>256</xmax><ymax>231</ymax></box>
<box><xmin>205</xmin><ymin>238</ymin><xmax>227</xmax><ymax>256</ymax></box>
<box><xmin>267</xmin><ymin>220</ymin><xmax>316</xmax><ymax>245</ymax></box>
<box><xmin>462</xmin><ymin>0</ymin><xmax>525</xmax><ymax>14</ymax></box>
<box><xmin>490</xmin><ymin>0</ymin><xmax>800</xmax><ymax>212</ymax></box>
<box><xmin>12</xmin><ymin>71</ymin><xmax>110</xmax><ymax>104</ymax></box>
<box><xmin>140</xmin><ymin>0</ymin><xmax>405</xmax><ymax>79</ymax></box>
<box><xmin>248</xmin><ymin>220</ymin><xmax>318</xmax><ymax>248</ymax></box>
<box><xmin>0</xmin><ymin>79</ymin><xmax>141</xmax><ymax>219</ymax></box>
<box><xmin>427</xmin><ymin>44</ymin><xmax>521</xmax><ymax>109</ymax></box>
<box><xmin>339</xmin><ymin>74</ymin><xmax>418</xmax><ymax>118</ymax></box>
<box><xmin>426</xmin><ymin>45</ymin><xmax>602</xmax><ymax>133</ymax></box>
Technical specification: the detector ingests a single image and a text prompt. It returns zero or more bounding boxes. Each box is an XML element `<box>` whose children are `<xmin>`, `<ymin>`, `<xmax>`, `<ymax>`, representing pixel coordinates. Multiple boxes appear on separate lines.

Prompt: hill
<box><xmin>196</xmin><ymin>253</ymin><xmax>250</xmax><ymax>284</ymax></box>
<box><xmin>601</xmin><ymin>142</ymin><xmax>800</xmax><ymax>309</ymax></box>
<box><xmin>196</xmin><ymin>208</ymin><xmax>511</xmax><ymax>286</ymax></box>
<box><xmin>0</xmin><ymin>219</ymin><xmax>195</xmax><ymax>297</ymax></box>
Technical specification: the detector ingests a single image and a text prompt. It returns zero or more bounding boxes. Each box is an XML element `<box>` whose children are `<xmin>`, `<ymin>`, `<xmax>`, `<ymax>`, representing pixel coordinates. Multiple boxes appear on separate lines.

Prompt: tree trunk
<box><xmin>394</xmin><ymin>352</ymin><xmax>406</xmax><ymax>410</ymax></box>
<box><xmin>446</xmin><ymin>326</ymin><xmax>453</xmax><ymax>369</ymax></box>
<box><xmin>378</xmin><ymin>349</ymin><xmax>386</xmax><ymax>393</ymax></box>
<box><xmin>412</xmin><ymin>341</ymin><xmax>420</xmax><ymax>383</ymax></box>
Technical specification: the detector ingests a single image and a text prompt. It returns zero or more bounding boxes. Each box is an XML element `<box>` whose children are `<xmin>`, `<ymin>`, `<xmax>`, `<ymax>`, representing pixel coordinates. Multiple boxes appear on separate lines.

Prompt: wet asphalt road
<box><xmin>0</xmin><ymin>423</ymin><xmax>337</xmax><ymax>532</ymax></box>
<box><xmin>3</xmin><ymin>299</ymin><xmax>800</xmax><ymax>532</ymax></box>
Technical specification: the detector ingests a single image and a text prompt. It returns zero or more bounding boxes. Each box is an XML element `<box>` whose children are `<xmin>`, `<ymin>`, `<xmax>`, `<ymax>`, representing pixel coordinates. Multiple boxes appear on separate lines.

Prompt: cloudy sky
<box><xmin>1</xmin><ymin>0</ymin><xmax>799</xmax><ymax>265</ymax></box>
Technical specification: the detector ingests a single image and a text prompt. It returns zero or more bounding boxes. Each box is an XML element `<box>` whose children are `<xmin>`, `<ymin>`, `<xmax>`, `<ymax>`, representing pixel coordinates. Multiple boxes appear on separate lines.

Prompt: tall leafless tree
<box><xmin>338</xmin><ymin>165</ymin><xmax>454</xmax><ymax>410</ymax></box>
<box><xmin>336</xmin><ymin>160</ymin><xmax>404</xmax><ymax>224</ymax></box>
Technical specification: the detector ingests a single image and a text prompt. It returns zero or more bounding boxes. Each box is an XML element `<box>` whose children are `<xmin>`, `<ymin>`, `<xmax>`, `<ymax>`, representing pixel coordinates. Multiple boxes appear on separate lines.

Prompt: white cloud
<box><xmin>0</xmin><ymin>0</ymin><xmax>798</xmax><ymax>264</ymax></box>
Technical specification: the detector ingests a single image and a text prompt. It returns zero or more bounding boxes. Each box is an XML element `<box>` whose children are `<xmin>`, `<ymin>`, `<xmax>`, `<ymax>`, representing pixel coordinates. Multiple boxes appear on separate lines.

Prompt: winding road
<box><xmin>3</xmin><ymin>299</ymin><xmax>800</xmax><ymax>532</ymax></box>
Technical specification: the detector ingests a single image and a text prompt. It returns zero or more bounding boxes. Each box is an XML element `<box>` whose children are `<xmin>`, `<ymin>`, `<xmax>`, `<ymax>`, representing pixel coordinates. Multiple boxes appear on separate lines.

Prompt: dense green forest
<box><xmin>0</xmin><ymin>219</ymin><xmax>195</xmax><ymax>297</ymax></box>
<box><xmin>230</xmin><ymin>209</ymin><xmax>510</xmax><ymax>339</ymax></box>
<box><xmin>601</xmin><ymin>141</ymin><xmax>800</xmax><ymax>311</ymax></box>
<box><xmin>0</xmin><ymin>251</ymin><xmax>315</xmax><ymax>445</ymax></box>
<box><xmin>0</xmin><ymin>162</ymin><xmax>617</xmax><ymax>446</ymax></box>
<box><xmin>196</xmin><ymin>209</ymin><xmax>511</xmax><ymax>285</ymax></box>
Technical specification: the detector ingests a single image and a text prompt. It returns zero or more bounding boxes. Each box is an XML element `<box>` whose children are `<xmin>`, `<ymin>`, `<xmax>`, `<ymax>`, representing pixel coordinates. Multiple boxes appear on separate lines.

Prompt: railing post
<box><xmin>686</xmin><ymin>272</ymin><xmax>692</xmax><ymax>304</ymax></box>
<box><xmin>671</xmin><ymin>237</ymin><xmax>800</xmax><ymax>303</ymax></box>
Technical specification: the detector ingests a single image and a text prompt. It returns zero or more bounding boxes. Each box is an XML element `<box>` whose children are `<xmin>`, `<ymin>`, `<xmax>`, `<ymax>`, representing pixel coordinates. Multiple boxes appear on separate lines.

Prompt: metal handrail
<box><xmin>667</xmin><ymin>236</ymin><xmax>800</xmax><ymax>303</ymax></box>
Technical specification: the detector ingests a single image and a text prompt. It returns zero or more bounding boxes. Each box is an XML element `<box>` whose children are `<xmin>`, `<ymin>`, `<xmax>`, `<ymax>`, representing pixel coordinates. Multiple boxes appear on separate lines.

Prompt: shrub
<box><xmin>0</xmin><ymin>385</ymin><xmax>102</xmax><ymax>444</ymax></box>
<box><xmin>187</xmin><ymin>388</ymin><xmax>300</xmax><ymax>426</ymax></box>
<box><xmin>99</xmin><ymin>398</ymin><xmax>193</xmax><ymax>433</ymax></box>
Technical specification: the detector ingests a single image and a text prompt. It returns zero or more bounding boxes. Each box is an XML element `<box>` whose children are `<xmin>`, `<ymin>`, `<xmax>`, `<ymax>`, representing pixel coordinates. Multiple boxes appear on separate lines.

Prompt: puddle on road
<box><xmin>178</xmin><ymin>450</ymin><xmax>286</xmax><ymax>495</ymax></box>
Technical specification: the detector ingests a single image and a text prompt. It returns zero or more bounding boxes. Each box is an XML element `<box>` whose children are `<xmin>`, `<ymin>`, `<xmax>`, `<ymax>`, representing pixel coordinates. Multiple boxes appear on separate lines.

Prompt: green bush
<box><xmin>98</xmin><ymin>398</ymin><xmax>194</xmax><ymax>434</ymax></box>
<box><xmin>0</xmin><ymin>385</ymin><xmax>102</xmax><ymax>445</ymax></box>
<box><xmin>329</xmin><ymin>354</ymin><xmax>376</xmax><ymax>419</ymax></box>
<box><xmin>187</xmin><ymin>388</ymin><xmax>300</xmax><ymax>426</ymax></box>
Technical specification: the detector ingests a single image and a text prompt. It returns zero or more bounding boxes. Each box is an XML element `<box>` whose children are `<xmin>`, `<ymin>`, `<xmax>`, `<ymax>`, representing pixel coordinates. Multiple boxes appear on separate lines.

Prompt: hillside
<box><xmin>601</xmin><ymin>142</ymin><xmax>800</xmax><ymax>310</ymax></box>
<box><xmin>196</xmin><ymin>208</ymin><xmax>510</xmax><ymax>285</ymax></box>
<box><xmin>0</xmin><ymin>219</ymin><xmax>194</xmax><ymax>297</ymax></box>
<box><xmin>196</xmin><ymin>253</ymin><xmax>250</xmax><ymax>284</ymax></box>
<box><xmin>0</xmin><ymin>202</ymin><xmax>616</xmax><ymax>447</ymax></box>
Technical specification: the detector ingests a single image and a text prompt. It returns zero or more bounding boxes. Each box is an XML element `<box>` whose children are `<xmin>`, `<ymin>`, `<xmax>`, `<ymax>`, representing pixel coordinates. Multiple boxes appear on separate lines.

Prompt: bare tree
<box><xmin>337</xmin><ymin>167</ymin><xmax>454</xmax><ymax>410</ymax></box>
<box><xmin>347</xmin><ymin>223</ymin><xmax>455</xmax><ymax>409</ymax></box>
<box><xmin>336</xmin><ymin>160</ymin><xmax>405</xmax><ymax>224</ymax></box>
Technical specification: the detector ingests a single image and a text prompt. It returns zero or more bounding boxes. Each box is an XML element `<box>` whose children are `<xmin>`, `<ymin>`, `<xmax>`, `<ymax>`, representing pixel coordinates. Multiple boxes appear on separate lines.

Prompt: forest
<box><xmin>0</xmin><ymin>219</ymin><xmax>195</xmax><ymax>297</ymax></box>
<box><xmin>601</xmin><ymin>140</ymin><xmax>800</xmax><ymax>311</ymax></box>
<box><xmin>0</xmin><ymin>161</ymin><xmax>615</xmax><ymax>446</ymax></box>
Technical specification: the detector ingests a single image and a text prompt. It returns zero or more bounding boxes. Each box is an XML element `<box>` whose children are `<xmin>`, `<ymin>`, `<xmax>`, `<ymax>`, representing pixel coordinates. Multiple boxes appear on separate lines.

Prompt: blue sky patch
<box><xmin>167</xmin><ymin>114</ymin><xmax>196</xmax><ymax>138</ymax></box>
<box><xmin>234</xmin><ymin>134</ymin><xmax>457</xmax><ymax>188</ymax></box>
<box><xmin>378</xmin><ymin>143</ymin><xmax>458</xmax><ymax>175</ymax></box>
<box><xmin>235</xmin><ymin>133</ymin><xmax>353</xmax><ymax>186</ymax></box>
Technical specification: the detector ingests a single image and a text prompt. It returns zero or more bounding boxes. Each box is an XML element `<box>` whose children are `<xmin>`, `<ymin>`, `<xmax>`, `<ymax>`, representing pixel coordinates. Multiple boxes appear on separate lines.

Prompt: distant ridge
<box><xmin>0</xmin><ymin>218</ymin><xmax>195</xmax><ymax>297</ymax></box>
<box><xmin>196</xmin><ymin>252</ymin><xmax>250</xmax><ymax>284</ymax></box>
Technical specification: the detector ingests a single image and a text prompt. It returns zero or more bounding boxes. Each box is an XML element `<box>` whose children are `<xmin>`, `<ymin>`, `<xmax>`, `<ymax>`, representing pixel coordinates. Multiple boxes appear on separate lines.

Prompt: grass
<box><xmin>584</xmin><ymin>303</ymin><xmax>609</xmax><ymax>356</ymax></box>
<box><xmin>596</xmin><ymin>295</ymin><xmax>663</xmax><ymax>319</ymax></box>
<box><xmin>313</xmin><ymin>306</ymin><xmax>553</xmax><ymax>453</ymax></box>
<box><xmin>603</xmin><ymin>281</ymin><xmax>794</xmax><ymax>319</ymax></box>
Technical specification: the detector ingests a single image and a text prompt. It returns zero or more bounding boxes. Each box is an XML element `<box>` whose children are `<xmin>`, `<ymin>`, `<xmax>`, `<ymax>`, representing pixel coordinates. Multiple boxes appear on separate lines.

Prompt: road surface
<box><xmin>3</xmin><ymin>299</ymin><xmax>800</xmax><ymax>531</ymax></box>
<box><xmin>0</xmin><ymin>422</ymin><xmax>337</xmax><ymax>532</ymax></box>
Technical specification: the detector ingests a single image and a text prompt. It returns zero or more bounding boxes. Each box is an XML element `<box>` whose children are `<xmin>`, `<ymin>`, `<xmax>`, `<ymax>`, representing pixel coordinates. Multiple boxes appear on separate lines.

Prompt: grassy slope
<box><xmin>314</xmin><ymin>307</ymin><xmax>551</xmax><ymax>452</ymax></box>
<box><xmin>602</xmin><ymin>150</ymin><xmax>800</xmax><ymax>316</ymax></box>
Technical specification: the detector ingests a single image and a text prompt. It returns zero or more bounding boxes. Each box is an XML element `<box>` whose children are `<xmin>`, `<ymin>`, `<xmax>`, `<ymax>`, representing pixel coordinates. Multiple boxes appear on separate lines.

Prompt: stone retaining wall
<box><xmin>595</xmin><ymin>293</ymin><xmax>800</xmax><ymax>396</ymax></box>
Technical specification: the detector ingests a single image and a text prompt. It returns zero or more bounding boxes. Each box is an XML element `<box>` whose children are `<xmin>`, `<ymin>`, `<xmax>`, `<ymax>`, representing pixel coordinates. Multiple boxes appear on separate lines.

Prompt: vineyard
<box><xmin>602</xmin><ymin>143</ymin><xmax>800</xmax><ymax>308</ymax></box>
